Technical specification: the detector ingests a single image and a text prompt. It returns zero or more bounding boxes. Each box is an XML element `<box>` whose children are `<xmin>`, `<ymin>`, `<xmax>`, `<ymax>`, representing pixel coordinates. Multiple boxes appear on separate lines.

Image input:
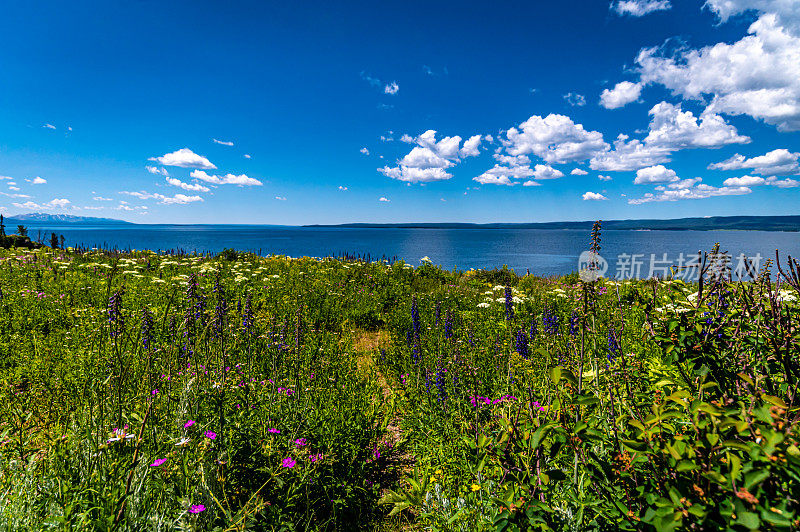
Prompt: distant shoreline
<box><xmin>6</xmin><ymin>214</ymin><xmax>800</xmax><ymax>232</ymax></box>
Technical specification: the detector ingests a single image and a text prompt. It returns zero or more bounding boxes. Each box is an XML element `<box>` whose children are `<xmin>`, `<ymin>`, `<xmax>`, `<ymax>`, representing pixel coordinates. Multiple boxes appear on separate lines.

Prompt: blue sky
<box><xmin>0</xmin><ymin>0</ymin><xmax>798</xmax><ymax>224</ymax></box>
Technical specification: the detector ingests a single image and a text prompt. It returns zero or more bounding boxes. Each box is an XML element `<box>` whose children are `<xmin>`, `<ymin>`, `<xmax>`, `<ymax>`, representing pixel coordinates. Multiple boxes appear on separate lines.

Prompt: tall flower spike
<box><xmin>504</xmin><ymin>286</ymin><xmax>514</xmax><ymax>321</ymax></box>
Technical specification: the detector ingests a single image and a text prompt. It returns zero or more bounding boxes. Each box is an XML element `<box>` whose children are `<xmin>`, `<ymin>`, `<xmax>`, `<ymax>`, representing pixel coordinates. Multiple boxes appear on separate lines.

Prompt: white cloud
<box><xmin>400</xmin><ymin>134</ymin><xmax>415</xmax><ymax>143</ymax></box>
<box><xmin>146</xmin><ymin>166</ymin><xmax>169</xmax><ymax>176</ymax></box>
<box><xmin>384</xmin><ymin>82</ymin><xmax>399</xmax><ymax>95</ymax></box>
<box><xmin>213</xmin><ymin>139</ymin><xmax>234</xmax><ymax>146</ymax></box>
<box><xmin>360</xmin><ymin>147</ymin><xmax>370</xmax><ymax>155</ymax></box>
<box><xmin>589</xmin><ymin>102</ymin><xmax>748</xmax><ymax>171</ymax></box>
<box><xmin>459</xmin><ymin>135</ymin><xmax>482</xmax><ymax>157</ymax></box>
<box><xmin>93</xmin><ymin>196</ymin><xmax>113</xmax><ymax>201</ymax></box>
<box><xmin>360</xmin><ymin>71</ymin><xmax>381</xmax><ymax>87</ymax></box>
<box><xmin>629</xmin><ymin>178</ymin><xmax>752</xmax><ymax>203</ymax></box>
<box><xmin>0</xmin><ymin>192</ymin><xmax>31</xmax><ymax>199</ymax></box>
<box><xmin>338</xmin><ymin>186</ymin><xmax>348</xmax><ymax>191</ymax></box>
<box><xmin>148</xmin><ymin>148</ymin><xmax>217</xmax><ymax>170</ymax></box>
<box><xmin>598</xmin><ymin>174</ymin><xmax>613</xmax><ymax>181</ymax></box>
<box><xmin>708</xmin><ymin>148</ymin><xmax>800</xmax><ymax>175</ymax></box>
<box><xmin>532</xmin><ymin>164</ymin><xmax>565</xmax><ymax>179</ymax></box>
<box><xmin>275</xmin><ymin>196</ymin><xmax>287</xmax><ymax>201</ymax></box>
<box><xmin>590</xmin><ymin>134</ymin><xmax>670</xmax><ymax>171</ymax></box>
<box><xmin>0</xmin><ymin>175</ymin><xmax>11</xmax><ymax>180</ymax></box>
<box><xmin>29</xmin><ymin>176</ymin><xmax>47</xmax><ymax>185</ymax></box>
<box><xmin>379</xmin><ymin>166</ymin><xmax>453</xmax><ymax>183</ymax></box>
<box><xmin>723</xmin><ymin>175</ymin><xmax>768</xmax><ymax>186</ymax></box>
<box><xmin>634</xmin><ymin>164</ymin><xmax>679</xmax><ymax>184</ymax></box>
<box><xmin>563</xmin><ymin>92</ymin><xmax>587</xmax><ymax>107</ymax></box>
<box><xmin>636</xmin><ymin>13</ymin><xmax>800</xmax><ymax>131</ymax></box>
<box><xmin>767</xmin><ymin>176</ymin><xmax>800</xmax><ymax>187</ymax></box>
<box><xmin>190</xmin><ymin>170</ymin><xmax>262</xmax><ymax>186</ymax></box>
<box><xmin>43</xmin><ymin>123</ymin><xmax>56</xmax><ymax>130</ymax></box>
<box><xmin>571</xmin><ymin>168</ymin><xmax>589</xmax><ymax>175</ymax></box>
<box><xmin>503</xmin><ymin>113</ymin><xmax>608</xmax><ymax>164</ymax></box>
<box><xmin>11</xmin><ymin>198</ymin><xmax>71</xmax><ymax>210</ymax></box>
<box><xmin>8</xmin><ymin>186</ymin><xmax>20</xmax><ymax>191</ymax></box>
<box><xmin>522</xmin><ymin>180</ymin><xmax>542</xmax><ymax>187</ymax></box>
<box><xmin>704</xmin><ymin>0</ymin><xmax>800</xmax><ymax>34</ymax></box>
<box><xmin>244</xmin><ymin>154</ymin><xmax>252</xmax><ymax>159</ymax></box>
<box><xmin>644</xmin><ymin>102</ymin><xmax>750</xmax><ymax>149</ymax></box>
<box><xmin>379</xmin><ymin>196</ymin><xmax>390</xmax><ymax>202</ymax></box>
<box><xmin>121</xmin><ymin>191</ymin><xmax>203</xmax><ymax>205</ymax></box>
<box><xmin>613</xmin><ymin>0</ymin><xmax>671</xmax><ymax>16</ymax></box>
<box><xmin>473</xmin><ymin>164</ymin><xmax>533</xmax><ymax>185</ymax></box>
<box><xmin>380</xmin><ymin>129</ymin><xmax>482</xmax><ymax>183</ymax></box>
<box><xmin>582</xmin><ymin>191</ymin><xmax>609</xmax><ymax>200</ymax></box>
<box><xmin>166</xmin><ymin>177</ymin><xmax>211</xmax><ymax>192</ymax></box>
<box><xmin>600</xmin><ymin>81</ymin><xmax>642</xmax><ymax>109</ymax></box>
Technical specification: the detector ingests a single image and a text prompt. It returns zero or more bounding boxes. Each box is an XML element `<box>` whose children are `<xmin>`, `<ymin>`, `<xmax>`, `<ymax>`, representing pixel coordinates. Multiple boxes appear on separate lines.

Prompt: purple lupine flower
<box><xmin>569</xmin><ymin>310</ymin><xmax>579</xmax><ymax>337</ymax></box>
<box><xmin>107</xmin><ymin>287</ymin><xmax>125</xmax><ymax>339</ymax></box>
<box><xmin>530</xmin><ymin>319</ymin><xmax>538</xmax><ymax>338</ymax></box>
<box><xmin>543</xmin><ymin>308</ymin><xmax>559</xmax><ymax>335</ymax></box>
<box><xmin>504</xmin><ymin>286</ymin><xmax>514</xmax><ymax>321</ymax></box>
<box><xmin>435</xmin><ymin>300</ymin><xmax>442</xmax><ymax>327</ymax></box>
<box><xmin>444</xmin><ymin>309</ymin><xmax>454</xmax><ymax>340</ymax></box>
<box><xmin>515</xmin><ymin>329</ymin><xmax>529</xmax><ymax>359</ymax></box>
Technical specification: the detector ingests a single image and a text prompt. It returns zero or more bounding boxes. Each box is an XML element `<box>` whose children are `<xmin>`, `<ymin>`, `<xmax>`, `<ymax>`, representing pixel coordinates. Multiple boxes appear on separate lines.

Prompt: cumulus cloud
<box><xmin>599</xmin><ymin>174</ymin><xmax>613</xmax><ymax>181</ymax></box>
<box><xmin>384</xmin><ymin>81</ymin><xmax>399</xmax><ymax>95</ymax></box>
<box><xmin>360</xmin><ymin>147</ymin><xmax>370</xmax><ymax>155</ymax></box>
<box><xmin>11</xmin><ymin>198</ymin><xmax>71</xmax><ymax>210</ymax></box>
<box><xmin>612</xmin><ymin>0</ymin><xmax>671</xmax><ymax>17</ymax></box>
<box><xmin>634</xmin><ymin>164</ymin><xmax>679</xmax><ymax>184</ymax></box>
<box><xmin>379</xmin><ymin>196</ymin><xmax>390</xmax><ymax>202</ymax></box>
<box><xmin>121</xmin><ymin>191</ymin><xmax>203</xmax><ymax>205</ymax></box>
<box><xmin>338</xmin><ymin>186</ymin><xmax>348</xmax><ymax>191</ymax></box>
<box><xmin>502</xmin><ymin>113</ymin><xmax>608</xmax><ymax>164</ymax></box>
<box><xmin>590</xmin><ymin>102</ymin><xmax>748</xmax><ymax>171</ymax></box>
<box><xmin>213</xmin><ymin>139</ymin><xmax>234</xmax><ymax>146</ymax></box>
<box><xmin>708</xmin><ymin>148</ymin><xmax>800</xmax><ymax>175</ymax></box>
<box><xmin>189</xmin><ymin>170</ymin><xmax>262</xmax><ymax>186</ymax></box>
<box><xmin>532</xmin><ymin>164</ymin><xmax>565</xmax><ymax>180</ymax></box>
<box><xmin>600</xmin><ymin>81</ymin><xmax>642</xmax><ymax>109</ymax></box>
<box><xmin>590</xmin><ymin>135</ymin><xmax>670</xmax><ymax>171</ymax></box>
<box><xmin>582</xmin><ymin>191</ymin><xmax>608</xmax><ymax>200</ymax></box>
<box><xmin>723</xmin><ymin>175</ymin><xmax>768</xmax><ymax>186</ymax></box>
<box><xmin>166</xmin><ymin>177</ymin><xmax>211</xmax><ymax>192</ymax></box>
<box><xmin>473</xmin><ymin>164</ymin><xmax>534</xmax><ymax>185</ymax></box>
<box><xmin>29</xmin><ymin>177</ymin><xmax>47</xmax><ymax>185</ymax></box>
<box><xmin>563</xmin><ymin>93</ymin><xmax>587</xmax><ymax>107</ymax></box>
<box><xmin>148</xmin><ymin>148</ymin><xmax>217</xmax><ymax>170</ymax></box>
<box><xmin>636</xmin><ymin>13</ymin><xmax>800</xmax><ymax>131</ymax></box>
<box><xmin>570</xmin><ymin>168</ymin><xmax>589</xmax><ymax>175</ymax></box>
<box><xmin>146</xmin><ymin>166</ymin><xmax>169</xmax><ymax>176</ymax></box>
<box><xmin>379</xmin><ymin>129</ymin><xmax>482</xmax><ymax>183</ymax></box>
<box><xmin>628</xmin><ymin>178</ymin><xmax>752</xmax><ymax>203</ymax></box>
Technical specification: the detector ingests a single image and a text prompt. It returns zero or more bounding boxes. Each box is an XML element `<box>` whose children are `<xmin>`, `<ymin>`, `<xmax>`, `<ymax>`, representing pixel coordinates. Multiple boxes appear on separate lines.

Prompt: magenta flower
<box><xmin>294</xmin><ymin>438</ymin><xmax>307</xmax><ymax>447</ymax></box>
<box><xmin>205</xmin><ymin>431</ymin><xmax>217</xmax><ymax>440</ymax></box>
<box><xmin>281</xmin><ymin>457</ymin><xmax>296</xmax><ymax>468</ymax></box>
<box><xmin>189</xmin><ymin>504</ymin><xmax>206</xmax><ymax>514</ymax></box>
<box><xmin>268</xmin><ymin>428</ymin><xmax>280</xmax><ymax>434</ymax></box>
<box><xmin>149</xmin><ymin>458</ymin><xmax>168</xmax><ymax>467</ymax></box>
<box><xmin>184</xmin><ymin>420</ymin><xmax>195</xmax><ymax>429</ymax></box>
<box><xmin>309</xmin><ymin>453</ymin><xmax>323</xmax><ymax>463</ymax></box>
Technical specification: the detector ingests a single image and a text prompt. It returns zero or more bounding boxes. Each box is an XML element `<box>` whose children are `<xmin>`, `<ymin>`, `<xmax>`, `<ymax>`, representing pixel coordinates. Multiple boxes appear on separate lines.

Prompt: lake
<box><xmin>17</xmin><ymin>223</ymin><xmax>800</xmax><ymax>279</ymax></box>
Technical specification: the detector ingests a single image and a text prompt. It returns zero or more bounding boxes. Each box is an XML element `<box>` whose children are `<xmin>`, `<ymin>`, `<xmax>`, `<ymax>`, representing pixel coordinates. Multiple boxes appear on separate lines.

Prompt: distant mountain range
<box><xmin>307</xmin><ymin>215</ymin><xmax>800</xmax><ymax>232</ymax></box>
<box><xmin>4</xmin><ymin>213</ymin><xmax>132</xmax><ymax>224</ymax></box>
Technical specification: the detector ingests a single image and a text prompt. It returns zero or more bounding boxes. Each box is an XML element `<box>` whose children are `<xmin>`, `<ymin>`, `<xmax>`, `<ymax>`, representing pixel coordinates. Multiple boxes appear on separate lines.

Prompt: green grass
<box><xmin>0</xmin><ymin>244</ymin><xmax>798</xmax><ymax>531</ymax></box>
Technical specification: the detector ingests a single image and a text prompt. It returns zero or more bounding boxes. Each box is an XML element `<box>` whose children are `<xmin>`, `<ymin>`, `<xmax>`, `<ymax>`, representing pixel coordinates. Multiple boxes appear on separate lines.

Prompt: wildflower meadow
<box><xmin>0</xmin><ymin>228</ymin><xmax>798</xmax><ymax>531</ymax></box>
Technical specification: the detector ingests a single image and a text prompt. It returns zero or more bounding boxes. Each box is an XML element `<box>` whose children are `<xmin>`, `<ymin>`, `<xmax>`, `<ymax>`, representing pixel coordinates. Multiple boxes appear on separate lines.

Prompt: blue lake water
<box><xmin>18</xmin><ymin>223</ymin><xmax>800</xmax><ymax>278</ymax></box>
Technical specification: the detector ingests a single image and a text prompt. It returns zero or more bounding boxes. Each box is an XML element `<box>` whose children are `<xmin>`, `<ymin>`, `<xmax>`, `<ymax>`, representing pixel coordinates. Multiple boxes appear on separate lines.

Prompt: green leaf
<box><xmin>762</xmin><ymin>395</ymin><xmax>787</xmax><ymax>408</ymax></box>
<box><xmin>744</xmin><ymin>469</ymin><xmax>769</xmax><ymax>490</ymax></box>
<box><xmin>736</xmin><ymin>511</ymin><xmax>760</xmax><ymax>530</ymax></box>
<box><xmin>621</xmin><ymin>439</ymin><xmax>647</xmax><ymax>452</ymax></box>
